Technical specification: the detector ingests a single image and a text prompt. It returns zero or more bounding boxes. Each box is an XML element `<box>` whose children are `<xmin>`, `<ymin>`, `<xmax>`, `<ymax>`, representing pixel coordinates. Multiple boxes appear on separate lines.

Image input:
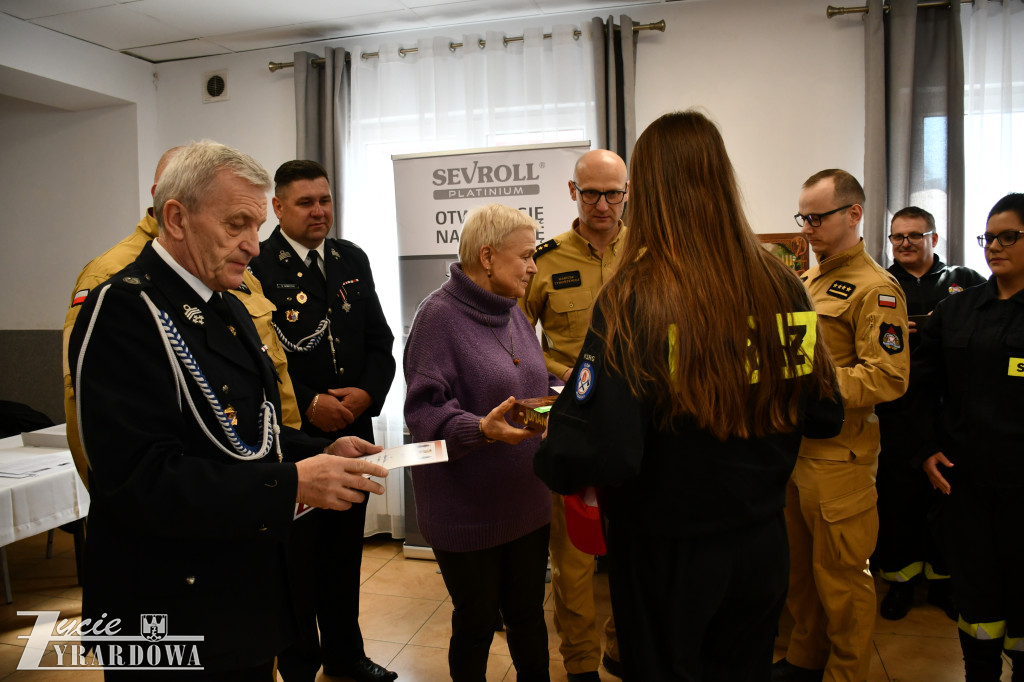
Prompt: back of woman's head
<box><xmin>600</xmin><ymin>110</ymin><xmax>836</xmax><ymax>440</ymax></box>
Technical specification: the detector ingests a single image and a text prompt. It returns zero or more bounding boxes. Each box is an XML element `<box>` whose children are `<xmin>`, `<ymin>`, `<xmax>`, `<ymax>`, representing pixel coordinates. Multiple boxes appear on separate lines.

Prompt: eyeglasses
<box><xmin>888</xmin><ymin>230</ymin><xmax>934</xmax><ymax>246</ymax></box>
<box><xmin>793</xmin><ymin>204</ymin><xmax>853</xmax><ymax>228</ymax></box>
<box><xmin>572</xmin><ymin>181</ymin><xmax>627</xmax><ymax>205</ymax></box>
<box><xmin>977</xmin><ymin>230</ymin><xmax>1024</xmax><ymax>247</ymax></box>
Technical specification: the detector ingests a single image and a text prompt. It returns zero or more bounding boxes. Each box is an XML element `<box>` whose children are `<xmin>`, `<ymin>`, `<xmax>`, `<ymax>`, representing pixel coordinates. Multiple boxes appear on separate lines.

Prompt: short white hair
<box><xmin>459</xmin><ymin>204</ymin><xmax>539</xmax><ymax>272</ymax></box>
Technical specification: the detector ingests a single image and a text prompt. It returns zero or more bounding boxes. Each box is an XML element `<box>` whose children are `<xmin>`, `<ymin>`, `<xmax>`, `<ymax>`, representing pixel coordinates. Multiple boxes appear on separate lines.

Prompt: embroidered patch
<box><xmin>878</xmin><ymin>294</ymin><xmax>897</xmax><ymax>308</ymax></box>
<box><xmin>72</xmin><ymin>289</ymin><xmax>89</xmax><ymax>306</ymax></box>
<box><xmin>552</xmin><ymin>271</ymin><xmax>582</xmax><ymax>290</ymax></box>
<box><xmin>575</xmin><ymin>360</ymin><xmax>596</xmax><ymax>403</ymax></box>
<box><xmin>949</xmin><ymin>284</ymin><xmax>964</xmax><ymax>294</ymax></box>
<box><xmin>878</xmin><ymin>322</ymin><xmax>904</xmax><ymax>355</ymax></box>
<box><xmin>827</xmin><ymin>280</ymin><xmax>856</xmax><ymax>299</ymax></box>
<box><xmin>1008</xmin><ymin>358</ymin><xmax>1024</xmax><ymax>377</ymax></box>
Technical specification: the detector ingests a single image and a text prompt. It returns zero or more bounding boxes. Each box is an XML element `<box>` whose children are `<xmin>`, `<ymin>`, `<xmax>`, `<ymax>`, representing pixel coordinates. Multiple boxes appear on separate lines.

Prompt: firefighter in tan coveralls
<box><xmin>773</xmin><ymin>170</ymin><xmax>910</xmax><ymax>682</ymax></box>
<box><xmin>62</xmin><ymin>147</ymin><xmax>302</xmax><ymax>486</ymax></box>
<box><xmin>520</xmin><ymin>149</ymin><xmax>626</xmax><ymax>682</ymax></box>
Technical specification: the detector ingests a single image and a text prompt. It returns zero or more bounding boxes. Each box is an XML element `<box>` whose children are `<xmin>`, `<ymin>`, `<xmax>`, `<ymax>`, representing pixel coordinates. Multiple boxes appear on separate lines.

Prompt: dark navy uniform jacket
<box><xmin>69</xmin><ymin>242</ymin><xmax>328</xmax><ymax>670</ymax></box>
<box><xmin>249</xmin><ymin>226</ymin><xmax>395</xmax><ymax>442</ymax></box>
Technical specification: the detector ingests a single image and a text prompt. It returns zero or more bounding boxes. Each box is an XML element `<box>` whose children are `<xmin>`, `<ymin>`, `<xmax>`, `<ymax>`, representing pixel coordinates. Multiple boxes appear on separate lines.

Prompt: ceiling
<box><xmin>0</xmin><ymin>0</ymin><xmax>682</xmax><ymax>64</ymax></box>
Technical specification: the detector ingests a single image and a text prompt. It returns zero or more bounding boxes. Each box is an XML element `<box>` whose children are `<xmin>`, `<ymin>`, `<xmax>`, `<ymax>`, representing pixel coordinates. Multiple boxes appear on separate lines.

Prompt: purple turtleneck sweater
<box><xmin>404</xmin><ymin>263</ymin><xmax>555</xmax><ymax>552</ymax></box>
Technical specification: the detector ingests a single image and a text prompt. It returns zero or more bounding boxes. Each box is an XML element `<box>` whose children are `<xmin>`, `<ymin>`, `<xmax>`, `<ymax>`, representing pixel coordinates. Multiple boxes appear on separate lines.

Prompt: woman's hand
<box><xmin>923</xmin><ymin>452</ymin><xmax>954</xmax><ymax>494</ymax></box>
<box><xmin>479</xmin><ymin>396</ymin><xmax>540</xmax><ymax>446</ymax></box>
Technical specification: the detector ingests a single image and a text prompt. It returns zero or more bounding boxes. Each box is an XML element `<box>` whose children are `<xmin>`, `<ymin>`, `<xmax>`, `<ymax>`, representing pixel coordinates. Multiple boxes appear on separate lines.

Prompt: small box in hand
<box><xmin>510</xmin><ymin>395</ymin><xmax>557</xmax><ymax>431</ymax></box>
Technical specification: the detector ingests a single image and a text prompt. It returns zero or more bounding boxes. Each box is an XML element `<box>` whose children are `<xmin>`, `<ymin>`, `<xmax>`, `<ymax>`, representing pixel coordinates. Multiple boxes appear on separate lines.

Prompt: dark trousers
<box><xmin>606</xmin><ymin>512</ymin><xmax>789</xmax><ymax>682</ymax></box>
<box><xmin>433</xmin><ymin>524</ymin><xmax>551</xmax><ymax>682</ymax></box>
<box><xmin>874</xmin><ymin>439</ymin><xmax>949</xmax><ymax>579</ymax></box>
<box><xmin>945</xmin><ymin>480</ymin><xmax>1024</xmax><ymax>644</ymax></box>
<box><xmin>277</xmin><ymin>500</ymin><xmax>369</xmax><ymax>681</ymax></box>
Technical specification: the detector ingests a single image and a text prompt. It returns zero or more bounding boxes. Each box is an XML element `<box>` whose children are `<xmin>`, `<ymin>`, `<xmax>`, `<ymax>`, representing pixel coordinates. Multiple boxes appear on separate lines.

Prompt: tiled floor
<box><xmin>0</xmin><ymin>531</ymin><xmax>1013</xmax><ymax>680</ymax></box>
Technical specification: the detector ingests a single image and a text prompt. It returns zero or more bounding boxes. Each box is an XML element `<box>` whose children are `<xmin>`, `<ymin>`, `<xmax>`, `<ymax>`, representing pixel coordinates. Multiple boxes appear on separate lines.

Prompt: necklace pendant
<box><xmin>513</xmin><ymin>357</ymin><xmax>519</xmax><ymax>366</ymax></box>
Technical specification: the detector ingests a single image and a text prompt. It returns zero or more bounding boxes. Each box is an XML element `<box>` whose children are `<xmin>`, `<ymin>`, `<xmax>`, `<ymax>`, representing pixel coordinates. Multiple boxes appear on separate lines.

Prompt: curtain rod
<box><xmin>827</xmin><ymin>0</ymin><xmax>974</xmax><ymax>18</ymax></box>
<box><xmin>268</xmin><ymin>19</ymin><xmax>665</xmax><ymax>72</ymax></box>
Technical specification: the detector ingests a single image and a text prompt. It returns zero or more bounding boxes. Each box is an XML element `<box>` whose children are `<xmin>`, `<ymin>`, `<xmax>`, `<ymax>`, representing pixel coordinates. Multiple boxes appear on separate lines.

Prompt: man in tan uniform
<box><xmin>520</xmin><ymin>149</ymin><xmax>626</xmax><ymax>681</ymax></box>
<box><xmin>62</xmin><ymin>147</ymin><xmax>302</xmax><ymax>484</ymax></box>
<box><xmin>773</xmin><ymin>169</ymin><xmax>909</xmax><ymax>682</ymax></box>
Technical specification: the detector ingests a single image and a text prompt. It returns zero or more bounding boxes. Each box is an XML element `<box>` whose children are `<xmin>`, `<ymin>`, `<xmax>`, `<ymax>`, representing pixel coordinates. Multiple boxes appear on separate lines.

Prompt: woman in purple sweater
<box><xmin>404</xmin><ymin>203</ymin><xmax>558</xmax><ymax>682</ymax></box>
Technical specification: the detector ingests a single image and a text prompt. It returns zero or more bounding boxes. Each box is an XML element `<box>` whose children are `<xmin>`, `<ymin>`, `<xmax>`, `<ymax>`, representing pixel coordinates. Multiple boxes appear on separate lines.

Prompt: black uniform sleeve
<box><xmin>346</xmin><ymin>244</ymin><xmax>396</xmax><ymax>416</ymax></box>
<box><xmin>534</xmin><ymin>306</ymin><xmax>649</xmax><ymax>494</ymax></box>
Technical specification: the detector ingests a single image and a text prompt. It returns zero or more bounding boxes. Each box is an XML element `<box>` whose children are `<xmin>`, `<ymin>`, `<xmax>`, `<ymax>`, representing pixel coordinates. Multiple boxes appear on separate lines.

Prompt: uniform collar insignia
<box><xmin>826</xmin><ymin>280</ymin><xmax>856</xmax><ymax>299</ymax></box>
<box><xmin>278</xmin><ymin>250</ymin><xmax>292</xmax><ymax>262</ymax></box>
<box><xmin>330</xmin><ymin>247</ymin><xmax>340</xmax><ymax>259</ymax></box>
<box><xmin>183</xmin><ymin>304</ymin><xmax>205</xmax><ymax>326</ymax></box>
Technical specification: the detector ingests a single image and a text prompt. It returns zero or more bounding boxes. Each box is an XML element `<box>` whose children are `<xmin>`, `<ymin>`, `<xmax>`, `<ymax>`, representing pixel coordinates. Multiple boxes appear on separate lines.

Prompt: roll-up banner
<box><xmin>392</xmin><ymin>141</ymin><xmax>590</xmax><ymax>336</ymax></box>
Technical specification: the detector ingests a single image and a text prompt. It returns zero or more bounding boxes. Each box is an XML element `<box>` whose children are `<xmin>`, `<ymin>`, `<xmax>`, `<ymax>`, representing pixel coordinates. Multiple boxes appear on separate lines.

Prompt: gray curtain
<box><xmin>294</xmin><ymin>48</ymin><xmax>349</xmax><ymax>238</ymax></box>
<box><xmin>862</xmin><ymin>0</ymin><xmax>965</xmax><ymax>265</ymax></box>
<box><xmin>591</xmin><ymin>15</ymin><xmax>638</xmax><ymax>164</ymax></box>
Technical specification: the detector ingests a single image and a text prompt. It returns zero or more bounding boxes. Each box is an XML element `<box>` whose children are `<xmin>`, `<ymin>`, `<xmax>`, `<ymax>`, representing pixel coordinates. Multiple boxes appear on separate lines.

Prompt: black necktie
<box><xmin>208</xmin><ymin>293</ymin><xmax>233</xmax><ymax>326</ymax></box>
<box><xmin>307</xmin><ymin>250</ymin><xmax>326</xmax><ymax>289</ymax></box>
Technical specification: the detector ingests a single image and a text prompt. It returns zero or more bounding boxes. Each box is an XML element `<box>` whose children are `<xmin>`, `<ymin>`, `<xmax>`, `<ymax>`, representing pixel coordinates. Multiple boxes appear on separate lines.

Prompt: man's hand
<box><xmin>328</xmin><ymin>387</ymin><xmax>373</xmax><ymax>422</ymax></box>
<box><xmin>480</xmin><ymin>396</ymin><xmax>541</xmax><ymax>446</ymax></box>
<box><xmin>295</xmin><ymin>453</ymin><xmax>387</xmax><ymax>511</ymax></box>
<box><xmin>923</xmin><ymin>452</ymin><xmax>954</xmax><ymax>495</ymax></box>
<box><xmin>307</xmin><ymin>393</ymin><xmax>355</xmax><ymax>432</ymax></box>
<box><xmin>907</xmin><ymin>320</ymin><xmax>918</xmax><ymax>334</ymax></box>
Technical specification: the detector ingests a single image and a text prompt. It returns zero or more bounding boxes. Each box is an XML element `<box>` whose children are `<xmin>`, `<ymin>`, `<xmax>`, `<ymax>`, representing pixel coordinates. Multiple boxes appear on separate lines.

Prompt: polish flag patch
<box><xmin>878</xmin><ymin>294</ymin><xmax>897</xmax><ymax>308</ymax></box>
<box><xmin>72</xmin><ymin>289</ymin><xmax>90</xmax><ymax>306</ymax></box>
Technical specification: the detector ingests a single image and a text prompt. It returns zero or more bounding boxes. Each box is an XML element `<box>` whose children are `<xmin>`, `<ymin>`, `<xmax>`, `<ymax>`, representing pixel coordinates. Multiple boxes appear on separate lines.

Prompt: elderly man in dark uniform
<box><xmin>69</xmin><ymin>141</ymin><xmax>389</xmax><ymax>680</ymax></box>
<box><xmin>249</xmin><ymin>160</ymin><xmax>397</xmax><ymax>682</ymax></box>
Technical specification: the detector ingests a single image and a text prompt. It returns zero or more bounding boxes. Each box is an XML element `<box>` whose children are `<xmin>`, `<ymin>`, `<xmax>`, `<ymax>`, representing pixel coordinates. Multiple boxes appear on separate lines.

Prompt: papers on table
<box><xmin>360</xmin><ymin>440</ymin><xmax>448</xmax><ymax>469</ymax></box>
<box><xmin>0</xmin><ymin>453</ymin><xmax>74</xmax><ymax>479</ymax></box>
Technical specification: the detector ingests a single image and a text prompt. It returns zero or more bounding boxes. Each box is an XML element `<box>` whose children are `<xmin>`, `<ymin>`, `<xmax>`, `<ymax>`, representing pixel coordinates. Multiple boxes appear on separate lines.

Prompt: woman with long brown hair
<box><xmin>534</xmin><ymin>110</ymin><xmax>843</xmax><ymax>681</ymax></box>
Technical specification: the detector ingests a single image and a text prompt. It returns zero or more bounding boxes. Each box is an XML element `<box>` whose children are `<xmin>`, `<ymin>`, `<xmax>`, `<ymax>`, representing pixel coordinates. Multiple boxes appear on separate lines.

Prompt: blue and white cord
<box><xmin>273</xmin><ymin>319</ymin><xmax>329</xmax><ymax>353</ymax></box>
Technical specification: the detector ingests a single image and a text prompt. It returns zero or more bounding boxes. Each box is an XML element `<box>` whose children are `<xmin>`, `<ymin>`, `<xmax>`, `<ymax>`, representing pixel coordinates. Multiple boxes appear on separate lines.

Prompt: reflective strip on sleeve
<box><xmin>924</xmin><ymin>563</ymin><xmax>950</xmax><ymax>580</ymax></box>
<box><xmin>1005</xmin><ymin>634</ymin><xmax>1024</xmax><ymax>652</ymax></box>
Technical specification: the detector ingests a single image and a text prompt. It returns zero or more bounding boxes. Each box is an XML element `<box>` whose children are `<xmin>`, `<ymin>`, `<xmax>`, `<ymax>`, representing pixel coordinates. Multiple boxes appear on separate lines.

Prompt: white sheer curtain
<box><xmin>345</xmin><ymin>25</ymin><xmax>596</xmax><ymax>537</ymax></box>
<box><xmin>962</xmin><ymin>0</ymin><xmax>1024</xmax><ymax>274</ymax></box>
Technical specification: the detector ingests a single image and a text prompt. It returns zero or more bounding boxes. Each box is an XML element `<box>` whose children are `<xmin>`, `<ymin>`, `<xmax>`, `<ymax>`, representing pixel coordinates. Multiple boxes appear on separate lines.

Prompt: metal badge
<box><xmin>183</xmin><ymin>304</ymin><xmax>205</xmax><ymax>326</ymax></box>
<box><xmin>331</xmin><ymin>248</ymin><xmax>340</xmax><ymax>259</ymax></box>
<box><xmin>286</xmin><ymin>310</ymin><xmax>299</xmax><ymax>322</ymax></box>
<box><xmin>224</xmin><ymin>405</ymin><xmax>238</xmax><ymax>427</ymax></box>
<box><xmin>123</xmin><ymin>276</ymin><xmax>141</xmax><ymax>285</ymax></box>
<box><xmin>278</xmin><ymin>250</ymin><xmax>291</xmax><ymax>262</ymax></box>
<box><xmin>297</xmin><ymin>292</ymin><xmax>308</xmax><ymax>304</ymax></box>
<box><xmin>342</xmin><ymin>301</ymin><xmax>352</xmax><ymax>313</ymax></box>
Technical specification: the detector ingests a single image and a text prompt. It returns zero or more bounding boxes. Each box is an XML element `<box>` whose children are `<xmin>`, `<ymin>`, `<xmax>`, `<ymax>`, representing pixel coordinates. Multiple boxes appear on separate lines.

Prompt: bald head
<box><xmin>569</xmin><ymin>149</ymin><xmax>628</xmax><ymax>244</ymax></box>
<box><xmin>152</xmin><ymin>146</ymin><xmax>185</xmax><ymax>198</ymax></box>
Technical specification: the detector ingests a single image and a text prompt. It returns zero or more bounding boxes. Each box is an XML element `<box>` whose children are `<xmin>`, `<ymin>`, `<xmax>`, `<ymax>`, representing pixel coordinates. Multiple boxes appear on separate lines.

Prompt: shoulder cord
<box><xmin>273</xmin><ymin>318</ymin><xmax>330</xmax><ymax>353</ymax></box>
<box><xmin>139</xmin><ymin>292</ymin><xmax>282</xmax><ymax>461</ymax></box>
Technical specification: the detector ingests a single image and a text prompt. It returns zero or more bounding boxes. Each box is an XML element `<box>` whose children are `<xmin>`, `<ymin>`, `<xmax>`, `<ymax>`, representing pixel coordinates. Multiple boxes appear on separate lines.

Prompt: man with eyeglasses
<box><xmin>774</xmin><ymin>169</ymin><xmax>910</xmax><ymax>682</ymax></box>
<box><xmin>520</xmin><ymin>148</ymin><xmax>625</xmax><ymax>682</ymax></box>
<box><xmin>873</xmin><ymin>207</ymin><xmax>985</xmax><ymax>623</ymax></box>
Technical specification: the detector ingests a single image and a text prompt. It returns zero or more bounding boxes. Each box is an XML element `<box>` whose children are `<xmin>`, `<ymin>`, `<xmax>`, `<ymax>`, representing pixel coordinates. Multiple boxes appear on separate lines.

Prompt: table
<box><xmin>0</xmin><ymin>432</ymin><xmax>90</xmax><ymax>603</ymax></box>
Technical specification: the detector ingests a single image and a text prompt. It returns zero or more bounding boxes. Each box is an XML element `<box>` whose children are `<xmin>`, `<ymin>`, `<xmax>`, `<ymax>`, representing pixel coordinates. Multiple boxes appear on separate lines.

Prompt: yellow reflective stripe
<box><xmin>668</xmin><ymin>324</ymin><xmax>678</xmax><ymax>379</ymax></box>
<box><xmin>880</xmin><ymin>561</ymin><xmax>924</xmax><ymax>583</ymax></box>
<box><xmin>1005</xmin><ymin>634</ymin><xmax>1024</xmax><ymax>652</ymax></box>
<box><xmin>958</xmin><ymin>617</ymin><xmax>1006</xmax><ymax>641</ymax></box>
<box><xmin>924</xmin><ymin>563</ymin><xmax>950</xmax><ymax>580</ymax></box>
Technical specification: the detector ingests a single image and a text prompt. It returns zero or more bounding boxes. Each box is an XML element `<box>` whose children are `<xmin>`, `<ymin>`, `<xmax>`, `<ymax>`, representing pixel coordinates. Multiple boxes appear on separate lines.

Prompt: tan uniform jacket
<box><xmin>799</xmin><ymin>239</ymin><xmax>910</xmax><ymax>461</ymax></box>
<box><xmin>62</xmin><ymin>213</ymin><xmax>302</xmax><ymax>484</ymax></box>
<box><xmin>519</xmin><ymin>220</ymin><xmax>627</xmax><ymax>379</ymax></box>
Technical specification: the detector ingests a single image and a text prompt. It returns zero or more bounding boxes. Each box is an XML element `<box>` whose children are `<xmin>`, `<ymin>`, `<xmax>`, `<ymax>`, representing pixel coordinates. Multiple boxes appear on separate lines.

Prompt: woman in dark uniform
<box><xmin>918</xmin><ymin>193</ymin><xmax>1024</xmax><ymax>681</ymax></box>
<box><xmin>534</xmin><ymin>110</ymin><xmax>843</xmax><ymax>681</ymax></box>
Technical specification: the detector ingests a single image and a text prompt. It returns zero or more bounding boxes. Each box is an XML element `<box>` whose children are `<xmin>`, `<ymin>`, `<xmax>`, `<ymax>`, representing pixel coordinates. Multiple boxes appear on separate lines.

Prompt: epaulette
<box><xmin>534</xmin><ymin>239</ymin><xmax>559</xmax><ymax>260</ymax></box>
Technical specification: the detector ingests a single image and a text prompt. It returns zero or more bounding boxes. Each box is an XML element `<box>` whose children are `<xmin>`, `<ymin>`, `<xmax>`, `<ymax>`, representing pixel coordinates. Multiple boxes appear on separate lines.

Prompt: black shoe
<box><xmin>771</xmin><ymin>658</ymin><xmax>824</xmax><ymax>682</ymax></box>
<box><xmin>324</xmin><ymin>657</ymin><xmax>398</xmax><ymax>681</ymax></box>
<box><xmin>926</xmin><ymin>580</ymin><xmax>958</xmax><ymax>621</ymax></box>
<box><xmin>880</xmin><ymin>580</ymin><xmax>915</xmax><ymax>621</ymax></box>
<box><xmin>602</xmin><ymin>653</ymin><xmax>623</xmax><ymax>678</ymax></box>
<box><xmin>567</xmin><ymin>672</ymin><xmax>601</xmax><ymax>682</ymax></box>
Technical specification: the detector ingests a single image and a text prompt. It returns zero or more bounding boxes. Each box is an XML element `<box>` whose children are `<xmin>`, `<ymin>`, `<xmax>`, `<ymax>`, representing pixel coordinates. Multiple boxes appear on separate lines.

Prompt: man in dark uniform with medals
<box><xmin>249</xmin><ymin>160</ymin><xmax>397</xmax><ymax>682</ymax></box>
<box><xmin>69</xmin><ymin>142</ymin><xmax>389</xmax><ymax>680</ymax></box>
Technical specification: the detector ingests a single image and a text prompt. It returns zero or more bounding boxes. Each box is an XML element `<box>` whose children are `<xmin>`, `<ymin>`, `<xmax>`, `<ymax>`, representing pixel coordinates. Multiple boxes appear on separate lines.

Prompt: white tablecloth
<box><xmin>0</xmin><ymin>434</ymin><xmax>90</xmax><ymax>547</ymax></box>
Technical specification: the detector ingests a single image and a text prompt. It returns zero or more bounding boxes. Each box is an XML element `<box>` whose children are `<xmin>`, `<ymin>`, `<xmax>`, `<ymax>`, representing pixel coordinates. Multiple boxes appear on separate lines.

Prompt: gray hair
<box><xmin>458</xmin><ymin>204</ymin><xmax>540</xmax><ymax>272</ymax></box>
<box><xmin>154</xmin><ymin>141</ymin><xmax>271</xmax><ymax>229</ymax></box>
